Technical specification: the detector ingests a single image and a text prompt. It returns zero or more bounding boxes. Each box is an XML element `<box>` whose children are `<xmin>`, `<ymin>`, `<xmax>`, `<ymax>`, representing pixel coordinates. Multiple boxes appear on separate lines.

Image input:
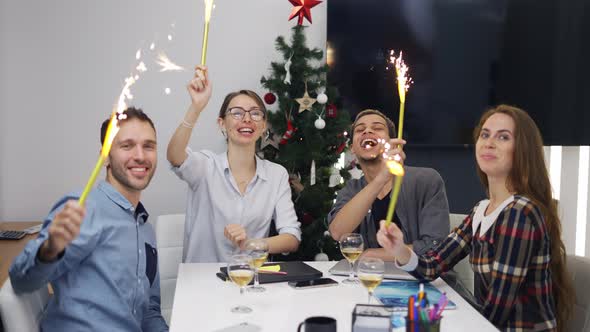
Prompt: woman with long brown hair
<box><xmin>377</xmin><ymin>104</ymin><xmax>574</xmax><ymax>331</ymax></box>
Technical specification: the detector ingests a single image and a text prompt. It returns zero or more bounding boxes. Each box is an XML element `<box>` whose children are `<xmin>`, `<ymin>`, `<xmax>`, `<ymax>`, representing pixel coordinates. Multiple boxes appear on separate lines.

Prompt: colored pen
<box><xmin>435</xmin><ymin>293</ymin><xmax>448</xmax><ymax>319</ymax></box>
<box><xmin>418</xmin><ymin>283</ymin><xmax>425</xmax><ymax>301</ymax></box>
<box><xmin>432</xmin><ymin>303</ymin><xmax>439</xmax><ymax>320</ymax></box>
<box><xmin>419</xmin><ymin>306</ymin><xmax>429</xmax><ymax>323</ymax></box>
<box><xmin>409</xmin><ymin>295</ymin><xmax>415</xmax><ymax>321</ymax></box>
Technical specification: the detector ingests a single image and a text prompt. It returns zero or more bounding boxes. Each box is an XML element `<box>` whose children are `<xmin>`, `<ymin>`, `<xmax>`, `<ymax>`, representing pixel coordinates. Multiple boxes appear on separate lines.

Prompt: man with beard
<box><xmin>329</xmin><ymin>109</ymin><xmax>450</xmax><ymax>259</ymax></box>
<box><xmin>9</xmin><ymin>108</ymin><xmax>168</xmax><ymax>332</ymax></box>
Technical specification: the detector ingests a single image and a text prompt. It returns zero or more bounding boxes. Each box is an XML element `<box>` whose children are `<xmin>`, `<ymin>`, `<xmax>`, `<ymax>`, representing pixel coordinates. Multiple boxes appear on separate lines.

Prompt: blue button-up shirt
<box><xmin>9</xmin><ymin>181</ymin><xmax>168</xmax><ymax>332</ymax></box>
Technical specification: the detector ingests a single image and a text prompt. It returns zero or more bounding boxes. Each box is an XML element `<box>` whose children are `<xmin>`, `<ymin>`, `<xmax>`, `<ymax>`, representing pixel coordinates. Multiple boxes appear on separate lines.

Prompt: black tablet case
<box><xmin>218</xmin><ymin>261</ymin><xmax>323</xmax><ymax>284</ymax></box>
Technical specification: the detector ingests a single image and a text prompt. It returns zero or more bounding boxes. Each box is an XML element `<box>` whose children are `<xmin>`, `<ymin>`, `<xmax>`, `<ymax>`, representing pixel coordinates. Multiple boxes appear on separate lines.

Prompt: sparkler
<box><xmin>389</xmin><ymin>51</ymin><xmax>412</xmax><ymax>140</ymax></box>
<box><xmin>79</xmin><ymin>53</ymin><xmax>141</xmax><ymax>205</ymax></box>
<box><xmin>79</xmin><ymin>110</ymin><xmax>123</xmax><ymax>205</ymax></box>
<box><xmin>384</xmin><ymin>52</ymin><xmax>412</xmax><ymax>226</ymax></box>
<box><xmin>201</xmin><ymin>0</ymin><xmax>215</xmax><ymax>65</ymax></box>
<box><xmin>156</xmin><ymin>53</ymin><xmax>185</xmax><ymax>72</ymax></box>
<box><xmin>385</xmin><ymin>155</ymin><xmax>405</xmax><ymax>227</ymax></box>
<box><xmin>79</xmin><ymin>25</ymin><xmax>183</xmax><ymax>205</ymax></box>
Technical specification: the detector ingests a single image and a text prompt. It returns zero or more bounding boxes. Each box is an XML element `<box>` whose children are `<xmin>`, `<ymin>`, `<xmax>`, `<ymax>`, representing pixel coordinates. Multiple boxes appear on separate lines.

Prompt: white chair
<box><xmin>152</xmin><ymin>213</ymin><xmax>185</xmax><ymax>325</ymax></box>
<box><xmin>0</xmin><ymin>279</ymin><xmax>50</xmax><ymax>332</ymax></box>
<box><xmin>567</xmin><ymin>255</ymin><xmax>590</xmax><ymax>332</ymax></box>
<box><xmin>449</xmin><ymin>213</ymin><xmax>474</xmax><ymax>294</ymax></box>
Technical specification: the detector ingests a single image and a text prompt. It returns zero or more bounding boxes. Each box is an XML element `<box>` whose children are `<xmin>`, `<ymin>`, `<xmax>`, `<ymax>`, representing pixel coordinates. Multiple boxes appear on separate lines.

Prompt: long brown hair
<box><xmin>473</xmin><ymin>104</ymin><xmax>574</xmax><ymax>330</ymax></box>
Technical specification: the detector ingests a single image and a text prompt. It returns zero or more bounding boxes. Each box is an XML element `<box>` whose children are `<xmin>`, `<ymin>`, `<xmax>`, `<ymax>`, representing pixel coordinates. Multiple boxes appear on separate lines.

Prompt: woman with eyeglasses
<box><xmin>167</xmin><ymin>66</ymin><xmax>301</xmax><ymax>263</ymax></box>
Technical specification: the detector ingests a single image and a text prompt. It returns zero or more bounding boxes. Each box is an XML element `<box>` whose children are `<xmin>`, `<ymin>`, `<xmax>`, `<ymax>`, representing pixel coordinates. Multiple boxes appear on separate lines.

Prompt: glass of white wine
<box><xmin>339</xmin><ymin>233</ymin><xmax>364</xmax><ymax>284</ymax></box>
<box><xmin>227</xmin><ymin>254</ymin><xmax>255</xmax><ymax>313</ymax></box>
<box><xmin>245</xmin><ymin>238</ymin><xmax>269</xmax><ymax>293</ymax></box>
<box><xmin>358</xmin><ymin>257</ymin><xmax>385</xmax><ymax>304</ymax></box>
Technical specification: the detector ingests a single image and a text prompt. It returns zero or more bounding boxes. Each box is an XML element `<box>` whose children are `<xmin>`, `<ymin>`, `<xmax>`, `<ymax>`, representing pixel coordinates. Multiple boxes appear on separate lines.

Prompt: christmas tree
<box><xmin>260</xmin><ymin>25</ymin><xmax>351</xmax><ymax>260</ymax></box>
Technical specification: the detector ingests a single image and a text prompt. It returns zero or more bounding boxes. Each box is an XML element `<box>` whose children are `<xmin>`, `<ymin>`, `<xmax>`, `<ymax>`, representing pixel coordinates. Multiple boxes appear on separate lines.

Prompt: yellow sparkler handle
<box><xmin>79</xmin><ymin>155</ymin><xmax>106</xmax><ymax>205</ymax></box>
<box><xmin>385</xmin><ymin>175</ymin><xmax>404</xmax><ymax>227</ymax></box>
<box><xmin>200</xmin><ymin>21</ymin><xmax>210</xmax><ymax>65</ymax></box>
<box><xmin>397</xmin><ymin>102</ymin><xmax>405</xmax><ymax>140</ymax></box>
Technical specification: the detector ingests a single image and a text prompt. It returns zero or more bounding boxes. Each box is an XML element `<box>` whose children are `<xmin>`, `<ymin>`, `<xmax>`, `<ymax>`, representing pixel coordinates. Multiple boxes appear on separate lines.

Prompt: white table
<box><xmin>170</xmin><ymin>261</ymin><xmax>498</xmax><ymax>332</ymax></box>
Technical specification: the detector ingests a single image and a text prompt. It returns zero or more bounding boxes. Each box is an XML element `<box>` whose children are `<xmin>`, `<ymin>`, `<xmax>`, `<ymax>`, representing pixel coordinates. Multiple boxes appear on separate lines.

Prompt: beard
<box><xmin>108</xmin><ymin>159</ymin><xmax>155</xmax><ymax>192</ymax></box>
<box><xmin>356</xmin><ymin>151</ymin><xmax>382</xmax><ymax>165</ymax></box>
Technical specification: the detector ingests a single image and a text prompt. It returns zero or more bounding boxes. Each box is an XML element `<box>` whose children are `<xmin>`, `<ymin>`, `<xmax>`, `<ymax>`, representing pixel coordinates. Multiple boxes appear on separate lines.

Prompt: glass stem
<box><xmin>240</xmin><ymin>287</ymin><xmax>244</xmax><ymax>295</ymax></box>
<box><xmin>368</xmin><ymin>291</ymin><xmax>372</xmax><ymax>304</ymax></box>
<box><xmin>254</xmin><ymin>269</ymin><xmax>260</xmax><ymax>286</ymax></box>
<box><xmin>349</xmin><ymin>261</ymin><xmax>355</xmax><ymax>280</ymax></box>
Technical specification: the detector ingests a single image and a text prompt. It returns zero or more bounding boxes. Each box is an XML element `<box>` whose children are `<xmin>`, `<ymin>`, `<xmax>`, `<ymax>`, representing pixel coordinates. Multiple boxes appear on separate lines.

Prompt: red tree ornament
<box><xmin>301</xmin><ymin>212</ymin><xmax>315</xmax><ymax>226</ymax></box>
<box><xmin>264</xmin><ymin>92</ymin><xmax>277</xmax><ymax>105</ymax></box>
<box><xmin>326</xmin><ymin>103</ymin><xmax>337</xmax><ymax>118</ymax></box>
<box><xmin>335</xmin><ymin>142</ymin><xmax>346</xmax><ymax>154</ymax></box>
<box><xmin>280</xmin><ymin>120</ymin><xmax>297</xmax><ymax>144</ymax></box>
<box><xmin>288</xmin><ymin>0</ymin><xmax>322</xmax><ymax>26</ymax></box>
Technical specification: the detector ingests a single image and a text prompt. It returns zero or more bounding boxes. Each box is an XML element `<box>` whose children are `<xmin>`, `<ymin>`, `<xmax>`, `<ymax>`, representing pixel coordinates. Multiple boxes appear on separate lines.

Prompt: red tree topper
<box><xmin>288</xmin><ymin>0</ymin><xmax>322</xmax><ymax>26</ymax></box>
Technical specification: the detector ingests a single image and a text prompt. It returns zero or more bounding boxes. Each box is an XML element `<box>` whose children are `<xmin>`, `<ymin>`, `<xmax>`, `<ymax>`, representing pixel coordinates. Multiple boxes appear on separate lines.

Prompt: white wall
<box><xmin>2</xmin><ymin>1</ymin><xmax>589</xmax><ymax>258</ymax></box>
<box><xmin>545</xmin><ymin>146</ymin><xmax>590</xmax><ymax>257</ymax></box>
<box><xmin>0</xmin><ymin>0</ymin><xmax>327</xmax><ymax>220</ymax></box>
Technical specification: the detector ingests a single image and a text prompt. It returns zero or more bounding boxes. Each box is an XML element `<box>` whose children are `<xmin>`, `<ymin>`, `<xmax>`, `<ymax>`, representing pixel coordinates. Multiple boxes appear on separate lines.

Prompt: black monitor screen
<box><xmin>327</xmin><ymin>0</ymin><xmax>590</xmax><ymax>146</ymax></box>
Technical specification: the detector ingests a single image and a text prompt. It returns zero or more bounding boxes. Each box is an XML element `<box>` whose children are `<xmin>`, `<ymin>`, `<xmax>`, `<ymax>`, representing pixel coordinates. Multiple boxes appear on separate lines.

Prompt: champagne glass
<box><xmin>358</xmin><ymin>257</ymin><xmax>385</xmax><ymax>304</ymax></box>
<box><xmin>245</xmin><ymin>238</ymin><xmax>269</xmax><ymax>293</ymax></box>
<box><xmin>339</xmin><ymin>233</ymin><xmax>364</xmax><ymax>284</ymax></box>
<box><xmin>227</xmin><ymin>254</ymin><xmax>255</xmax><ymax>313</ymax></box>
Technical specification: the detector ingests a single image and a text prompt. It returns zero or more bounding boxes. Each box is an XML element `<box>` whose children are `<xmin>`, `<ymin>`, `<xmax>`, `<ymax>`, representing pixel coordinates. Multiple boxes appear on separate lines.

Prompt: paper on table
<box><xmin>259</xmin><ymin>265</ymin><xmax>281</xmax><ymax>272</ymax></box>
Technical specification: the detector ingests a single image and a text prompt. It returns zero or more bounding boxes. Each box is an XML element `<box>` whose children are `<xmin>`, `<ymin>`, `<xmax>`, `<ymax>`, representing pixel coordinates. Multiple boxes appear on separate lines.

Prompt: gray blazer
<box><xmin>328</xmin><ymin>166</ymin><xmax>450</xmax><ymax>254</ymax></box>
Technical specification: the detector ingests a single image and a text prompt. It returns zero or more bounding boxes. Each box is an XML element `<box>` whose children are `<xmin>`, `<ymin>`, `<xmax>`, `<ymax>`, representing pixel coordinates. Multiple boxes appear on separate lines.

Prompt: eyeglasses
<box><xmin>226</xmin><ymin>107</ymin><xmax>265</xmax><ymax>122</ymax></box>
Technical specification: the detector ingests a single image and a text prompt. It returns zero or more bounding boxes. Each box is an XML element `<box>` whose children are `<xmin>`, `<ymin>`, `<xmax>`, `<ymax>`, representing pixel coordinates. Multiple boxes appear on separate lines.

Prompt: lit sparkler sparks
<box><xmin>389</xmin><ymin>51</ymin><xmax>413</xmax><ymax>140</ymax></box>
<box><xmin>136</xmin><ymin>61</ymin><xmax>147</xmax><ymax>72</ymax></box>
<box><xmin>79</xmin><ymin>51</ymin><xmax>143</xmax><ymax>205</ymax></box>
<box><xmin>381</xmin><ymin>51</ymin><xmax>412</xmax><ymax>227</ymax></box>
<box><xmin>155</xmin><ymin>53</ymin><xmax>185</xmax><ymax>72</ymax></box>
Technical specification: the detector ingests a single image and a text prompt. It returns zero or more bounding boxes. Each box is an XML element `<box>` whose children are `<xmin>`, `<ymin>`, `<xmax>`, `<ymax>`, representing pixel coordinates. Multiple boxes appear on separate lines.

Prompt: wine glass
<box><xmin>245</xmin><ymin>238</ymin><xmax>269</xmax><ymax>293</ymax></box>
<box><xmin>339</xmin><ymin>233</ymin><xmax>364</xmax><ymax>284</ymax></box>
<box><xmin>227</xmin><ymin>254</ymin><xmax>255</xmax><ymax>313</ymax></box>
<box><xmin>357</xmin><ymin>257</ymin><xmax>385</xmax><ymax>304</ymax></box>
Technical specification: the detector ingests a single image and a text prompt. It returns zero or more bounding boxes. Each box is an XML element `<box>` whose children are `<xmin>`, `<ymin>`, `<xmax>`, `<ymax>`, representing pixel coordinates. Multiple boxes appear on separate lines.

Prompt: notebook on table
<box><xmin>374</xmin><ymin>280</ymin><xmax>457</xmax><ymax>311</ymax></box>
<box><xmin>328</xmin><ymin>259</ymin><xmax>416</xmax><ymax>280</ymax></box>
<box><xmin>218</xmin><ymin>261</ymin><xmax>322</xmax><ymax>284</ymax></box>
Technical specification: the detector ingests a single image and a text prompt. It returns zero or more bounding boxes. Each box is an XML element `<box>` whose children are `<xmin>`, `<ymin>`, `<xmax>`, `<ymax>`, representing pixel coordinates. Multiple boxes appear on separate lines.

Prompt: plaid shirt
<box><xmin>411</xmin><ymin>195</ymin><xmax>557</xmax><ymax>331</ymax></box>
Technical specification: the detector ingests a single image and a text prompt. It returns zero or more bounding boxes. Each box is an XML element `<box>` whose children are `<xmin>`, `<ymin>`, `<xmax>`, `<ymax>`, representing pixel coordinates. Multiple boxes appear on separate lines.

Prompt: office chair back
<box><xmin>0</xmin><ymin>279</ymin><xmax>49</xmax><ymax>332</ymax></box>
<box><xmin>567</xmin><ymin>255</ymin><xmax>590</xmax><ymax>332</ymax></box>
<box><xmin>152</xmin><ymin>213</ymin><xmax>185</xmax><ymax>325</ymax></box>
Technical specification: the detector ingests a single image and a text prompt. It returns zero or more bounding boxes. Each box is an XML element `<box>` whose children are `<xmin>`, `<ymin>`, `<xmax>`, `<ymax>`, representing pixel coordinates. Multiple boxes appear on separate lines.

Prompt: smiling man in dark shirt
<box><xmin>328</xmin><ymin>109</ymin><xmax>450</xmax><ymax>259</ymax></box>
